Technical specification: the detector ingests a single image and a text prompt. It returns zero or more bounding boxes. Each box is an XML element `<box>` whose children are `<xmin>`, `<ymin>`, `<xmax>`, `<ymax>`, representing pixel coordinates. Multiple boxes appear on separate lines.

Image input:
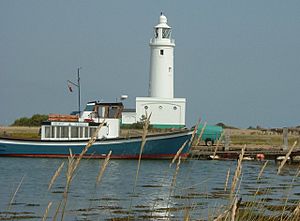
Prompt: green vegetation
<box><xmin>230</xmin><ymin>132</ymin><xmax>299</xmax><ymax>147</ymax></box>
<box><xmin>121</xmin><ymin>122</ymin><xmax>147</xmax><ymax>129</ymax></box>
<box><xmin>0</xmin><ymin>127</ymin><xmax>40</xmax><ymax>139</ymax></box>
<box><xmin>216</xmin><ymin>122</ymin><xmax>238</xmax><ymax>129</ymax></box>
<box><xmin>11</xmin><ymin>114</ymin><xmax>48</xmax><ymax>127</ymax></box>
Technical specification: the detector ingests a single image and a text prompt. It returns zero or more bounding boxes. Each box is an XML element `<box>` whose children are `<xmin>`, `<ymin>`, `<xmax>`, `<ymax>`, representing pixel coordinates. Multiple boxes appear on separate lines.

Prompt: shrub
<box><xmin>12</xmin><ymin>114</ymin><xmax>48</xmax><ymax>126</ymax></box>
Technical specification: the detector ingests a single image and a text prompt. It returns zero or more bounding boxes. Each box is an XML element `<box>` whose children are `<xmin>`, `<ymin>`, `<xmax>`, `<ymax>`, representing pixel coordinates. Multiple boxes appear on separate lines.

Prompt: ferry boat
<box><xmin>0</xmin><ymin>101</ymin><xmax>192</xmax><ymax>159</ymax></box>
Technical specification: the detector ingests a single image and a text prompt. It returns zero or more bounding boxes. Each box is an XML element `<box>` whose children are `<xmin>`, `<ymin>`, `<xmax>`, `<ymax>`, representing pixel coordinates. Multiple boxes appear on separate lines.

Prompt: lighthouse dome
<box><xmin>155</xmin><ymin>13</ymin><xmax>171</xmax><ymax>29</ymax></box>
<box><xmin>159</xmin><ymin>14</ymin><xmax>167</xmax><ymax>24</ymax></box>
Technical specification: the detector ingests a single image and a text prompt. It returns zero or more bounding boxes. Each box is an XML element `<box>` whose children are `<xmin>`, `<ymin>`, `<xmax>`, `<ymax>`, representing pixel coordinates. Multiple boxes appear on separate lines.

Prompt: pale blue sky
<box><xmin>0</xmin><ymin>0</ymin><xmax>299</xmax><ymax>128</ymax></box>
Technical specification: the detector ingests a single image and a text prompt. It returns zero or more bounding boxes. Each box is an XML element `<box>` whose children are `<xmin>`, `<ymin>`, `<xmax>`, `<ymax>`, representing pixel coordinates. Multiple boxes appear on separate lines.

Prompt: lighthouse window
<box><xmin>155</xmin><ymin>28</ymin><xmax>158</xmax><ymax>38</ymax></box>
<box><xmin>162</xmin><ymin>28</ymin><xmax>171</xmax><ymax>38</ymax></box>
<box><xmin>160</xmin><ymin>50</ymin><xmax>164</xmax><ymax>55</ymax></box>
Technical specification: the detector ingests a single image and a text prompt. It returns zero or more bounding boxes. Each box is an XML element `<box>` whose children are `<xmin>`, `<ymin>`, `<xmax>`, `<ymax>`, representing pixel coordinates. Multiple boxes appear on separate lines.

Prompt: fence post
<box><xmin>283</xmin><ymin>127</ymin><xmax>288</xmax><ymax>151</ymax></box>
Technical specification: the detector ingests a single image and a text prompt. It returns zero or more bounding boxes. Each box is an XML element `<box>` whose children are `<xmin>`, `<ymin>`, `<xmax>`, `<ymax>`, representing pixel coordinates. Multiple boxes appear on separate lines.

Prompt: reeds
<box><xmin>214</xmin><ymin>146</ymin><xmax>246</xmax><ymax>221</ymax></box>
<box><xmin>280</xmin><ymin>165</ymin><xmax>300</xmax><ymax>220</ymax></box>
<box><xmin>292</xmin><ymin>202</ymin><xmax>300</xmax><ymax>219</ymax></box>
<box><xmin>195</xmin><ymin>122</ymin><xmax>207</xmax><ymax>146</ymax></box>
<box><xmin>213</xmin><ymin>131</ymin><xmax>225</xmax><ymax>158</ymax></box>
<box><xmin>166</xmin><ymin>156</ymin><xmax>182</xmax><ymax>218</ymax></box>
<box><xmin>42</xmin><ymin>201</ymin><xmax>52</xmax><ymax>221</ymax></box>
<box><xmin>45</xmin><ymin>120</ymin><xmax>105</xmax><ymax>221</ymax></box>
<box><xmin>188</xmin><ymin>117</ymin><xmax>201</xmax><ymax>146</ymax></box>
<box><xmin>170</xmin><ymin>156</ymin><xmax>181</xmax><ymax>192</ymax></box>
<box><xmin>170</xmin><ymin>139</ymin><xmax>188</xmax><ymax>167</ymax></box>
<box><xmin>48</xmin><ymin>162</ymin><xmax>65</xmax><ymax>190</ymax></box>
<box><xmin>230</xmin><ymin>146</ymin><xmax>245</xmax><ymax>196</ymax></box>
<box><xmin>224</xmin><ymin>168</ymin><xmax>230</xmax><ymax>192</ymax></box>
<box><xmin>8</xmin><ymin>175</ymin><xmax>25</xmax><ymax>211</ymax></box>
<box><xmin>257</xmin><ymin>160</ymin><xmax>268</xmax><ymax>180</ymax></box>
<box><xmin>277</xmin><ymin>140</ymin><xmax>297</xmax><ymax>175</ymax></box>
<box><xmin>133</xmin><ymin>113</ymin><xmax>151</xmax><ymax>192</ymax></box>
<box><xmin>213</xmin><ymin>197</ymin><xmax>239</xmax><ymax>221</ymax></box>
<box><xmin>96</xmin><ymin>150</ymin><xmax>112</xmax><ymax>185</ymax></box>
<box><xmin>6</xmin><ymin>121</ymin><xmax>300</xmax><ymax>221</ymax></box>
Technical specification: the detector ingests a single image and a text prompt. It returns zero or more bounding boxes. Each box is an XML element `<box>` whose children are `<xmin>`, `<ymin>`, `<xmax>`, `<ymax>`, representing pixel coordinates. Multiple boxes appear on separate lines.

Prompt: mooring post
<box><xmin>283</xmin><ymin>127</ymin><xmax>288</xmax><ymax>151</ymax></box>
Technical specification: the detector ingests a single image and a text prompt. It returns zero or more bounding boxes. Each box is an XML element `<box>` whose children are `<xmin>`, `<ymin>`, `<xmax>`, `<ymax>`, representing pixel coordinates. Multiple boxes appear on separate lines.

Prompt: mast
<box><xmin>68</xmin><ymin>67</ymin><xmax>82</xmax><ymax>115</ymax></box>
<box><xmin>77</xmin><ymin>67</ymin><xmax>81</xmax><ymax>115</ymax></box>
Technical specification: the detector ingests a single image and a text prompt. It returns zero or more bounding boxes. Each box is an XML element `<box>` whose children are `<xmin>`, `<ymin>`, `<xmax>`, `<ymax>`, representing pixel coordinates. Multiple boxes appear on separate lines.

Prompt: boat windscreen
<box><xmin>84</xmin><ymin>104</ymin><xmax>94</xmax><ymax>111</ymax></box>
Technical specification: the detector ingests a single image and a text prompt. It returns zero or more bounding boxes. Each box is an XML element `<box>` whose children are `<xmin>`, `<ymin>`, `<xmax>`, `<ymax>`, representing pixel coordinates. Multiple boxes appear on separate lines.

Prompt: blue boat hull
<box><xmin>0</xmin><ymin>131</ymin><xmax>192</xmax><ymax>159</ymax></box>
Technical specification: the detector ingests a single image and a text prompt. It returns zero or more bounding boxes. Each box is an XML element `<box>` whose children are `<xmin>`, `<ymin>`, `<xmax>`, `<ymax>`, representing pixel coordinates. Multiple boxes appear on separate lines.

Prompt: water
<box><xmin>0</xmin><ymin>157</ymin><xmax>300</xmax><ymax>220</ymax></box>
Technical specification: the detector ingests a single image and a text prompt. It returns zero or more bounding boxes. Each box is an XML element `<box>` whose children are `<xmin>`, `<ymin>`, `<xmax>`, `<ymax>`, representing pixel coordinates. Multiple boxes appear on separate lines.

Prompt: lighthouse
<box><xmin>149</xmin><ymin>13</ymin><xmax>175</xmax><ymax>98</ymax></box>
<box><xmin>134</xmin><ymin>14</ymin><xmax>186</xmax><ymax>128</ymax></box>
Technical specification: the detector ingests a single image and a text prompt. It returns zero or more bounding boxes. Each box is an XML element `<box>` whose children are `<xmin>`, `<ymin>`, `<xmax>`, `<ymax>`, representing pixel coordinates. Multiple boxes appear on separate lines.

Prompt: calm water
<box><xmin>0</xmin><ymin>157</ymin><xmax>300</xmax><ymax>220</ymax></box>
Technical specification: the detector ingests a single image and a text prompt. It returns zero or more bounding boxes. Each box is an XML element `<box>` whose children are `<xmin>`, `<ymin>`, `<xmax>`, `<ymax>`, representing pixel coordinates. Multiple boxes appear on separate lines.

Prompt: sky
<box><xmin>0</xmin><ymin>0</ymin><xmax>299</xmax><ymax>128</ymax></box>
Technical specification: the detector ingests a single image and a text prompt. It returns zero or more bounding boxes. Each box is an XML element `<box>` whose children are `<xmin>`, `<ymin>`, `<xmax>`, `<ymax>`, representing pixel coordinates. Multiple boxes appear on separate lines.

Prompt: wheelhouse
<box><xmin>41</xmin><ymin>102</ymin><xmax>123</xmax><ymax>141</ymax></box>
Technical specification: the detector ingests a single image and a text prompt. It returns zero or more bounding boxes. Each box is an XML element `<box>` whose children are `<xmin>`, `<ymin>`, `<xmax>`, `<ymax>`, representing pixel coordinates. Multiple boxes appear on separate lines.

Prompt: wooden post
<box><xmin>283</xmin><ymin>127</ymin><xmax>288</xmax><ymax>151</ymax></box>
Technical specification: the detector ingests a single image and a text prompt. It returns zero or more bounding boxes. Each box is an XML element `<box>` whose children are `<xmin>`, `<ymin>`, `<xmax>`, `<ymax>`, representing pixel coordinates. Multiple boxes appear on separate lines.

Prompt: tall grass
<box><xmin>277</xmin><ymin>141</ymin><xmax>298</xmax><ymax>175</ymax></box>
<box><xmin>96</xmin><ymin>150</ymin><xmax>112</xmax><ymax>185</ymax></box>
<box><xmin>188</xmin><ymin>117</ymin><xmax>201</xmax><ymax>147</ymax></box>
<box><xmin>257</xmin><ymin>160</ymin><xmax>268</xmax><ymax>180</ymax></box>
<box><xmin>47</xmin><ymin>120</ymin><xmax>106</xmax><ymax>221</ymax></box>
<box><xmin>195</xmin><ymin>122</ymin><xmax>207</xmax><ymax>146</ymax></box>
<box><xmin>213</xmin><ymin>131</ymin><xmax>225</xmax><ymax>158</ymax></box>
<box><xmin>133</xmin><ymin>113</ymin><xmax>151</xmax><ymax>193</ymax></box>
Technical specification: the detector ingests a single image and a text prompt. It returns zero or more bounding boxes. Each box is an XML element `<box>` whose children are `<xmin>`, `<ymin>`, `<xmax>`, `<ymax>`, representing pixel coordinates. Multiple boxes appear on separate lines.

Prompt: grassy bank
<box><xmin>1</xmin><ymin>126</ymin><xmax>300</xmax><ymax>150</ymax></box>
<box><xmin>227</xmin><ymin>128</ymin><xmax>300</xmax><ymax>148</ymax></box>
<box><xmin>0</xmin><ymin>126</ymin><xmax>40</xmax><ymax>139</ymax></box>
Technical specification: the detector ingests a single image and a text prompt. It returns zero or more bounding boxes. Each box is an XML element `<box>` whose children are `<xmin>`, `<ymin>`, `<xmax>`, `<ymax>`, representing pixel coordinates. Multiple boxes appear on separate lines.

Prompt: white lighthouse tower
<box><xmin>135</xmin><ymin>13</ymin><xmax>186</xmax><ymax>128</ymax></box>
<box><xmin>149</xmin><ymin>13</ymin><xmax>175</xmax><ymax>98</ymax></box>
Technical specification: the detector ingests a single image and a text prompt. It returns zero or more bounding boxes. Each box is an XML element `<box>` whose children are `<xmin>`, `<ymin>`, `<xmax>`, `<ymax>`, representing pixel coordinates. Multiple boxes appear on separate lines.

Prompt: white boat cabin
<box><xmin>41</xmin><ymin>102</ymin><xmax>123</xmax><ymax>141</ymax></box>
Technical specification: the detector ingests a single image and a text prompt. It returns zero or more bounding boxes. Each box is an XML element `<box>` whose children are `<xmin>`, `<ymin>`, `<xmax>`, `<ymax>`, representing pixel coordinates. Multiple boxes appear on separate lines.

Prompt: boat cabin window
<box><xmin>109</xmin><ymin>107</ymin><xmax>120</xmax><ymax>118</ymax></box>
<box><xmin>90</xmin><ymin>127</ymin><xmax>97</xmax><ymax>137</ymax></box>
<box><xmin>71</xmin><ymin>127</ymin><xmax>79</xmax><ymax>138</ymax></box>
<box><xmin>61</xmin><ymin>126</ymin><xmax>69</xmax><ymax>138</ymax></box>
<box><xmin>42</xmin><ymin>124</ymin><xmax>105</xmax><ymax>140</ymax></box>
<box><xmin>84</xmin><ymin>127</ymin><xmax>89</xmax><ymax>138</ymax></box>
<box><xmin>79</xmin><ymin>127</ymin><xmax>84</xmax><ymax>138</ymax></box>
<box><xmin>45</xmin><ymin>126</ymin><xmax>51</xmax><ymax>138</ymax></box>
<box><xmin>84</xmin><ymin>104</ymin><xmax>95</xmax><ymax>111</ymax></box>
<box><xmin>51</xmin><ymin>127</ymin><xmax>55</xmax><ymax>138</ymax></box>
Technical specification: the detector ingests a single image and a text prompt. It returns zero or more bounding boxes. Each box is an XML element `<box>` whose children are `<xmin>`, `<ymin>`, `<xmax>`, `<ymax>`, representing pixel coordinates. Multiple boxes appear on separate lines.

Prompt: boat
<box><xmin>0</xmin><ymin>101</ymin><xmax>192</xmax><ymax>159</ymax></box>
